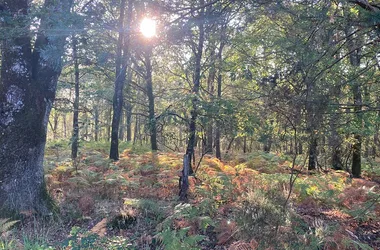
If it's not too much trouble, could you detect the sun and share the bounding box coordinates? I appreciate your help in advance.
[140,18,156,38]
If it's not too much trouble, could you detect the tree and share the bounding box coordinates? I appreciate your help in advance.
[110,0,133,160]
[179,0,206,201]
[143,45,158,151]
[71,35,80,160]
[0,0,73,215]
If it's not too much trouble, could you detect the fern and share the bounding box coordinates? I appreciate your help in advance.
[0,218,19,235]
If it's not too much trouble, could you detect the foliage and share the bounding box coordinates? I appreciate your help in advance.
[236,188,288,241]
[155,227,204,250]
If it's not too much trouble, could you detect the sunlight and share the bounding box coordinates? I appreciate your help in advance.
[140,18,156,38]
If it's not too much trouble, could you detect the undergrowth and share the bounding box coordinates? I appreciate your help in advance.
[3,146,379,250]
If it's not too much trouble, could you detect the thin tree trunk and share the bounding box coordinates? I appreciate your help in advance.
[225,137,235,156]
[63,113,67,139]
[125,67,133,142]
[215,31,226,160]
[94,104,99,141]
[306,78,318,170]
[110,0,132,160]
[298,142,303,155]
[71,35,80,160]
[126,104,133,142]
[119,110,124,141]
[308,138,318,170]
[83,112,88,141]
[133,115,139,145]
[144,46,158,151]
[107,106,112,142]
[179,126,183,149]
[180,0,205,201]
[206,49,216,154]
[346,25,362,178]
[50,111,59,140]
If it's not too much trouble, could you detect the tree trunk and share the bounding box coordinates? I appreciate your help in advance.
[225,137,235,156]
[308,138,318,170]
[71,35,80,160]
[206,49,216,154]
[305,78,319,170]
[180,0,205,201]
[352,82,362,177]
[119,110,124,141]
[94,104,99,141]
[125,67,133,142]
[83,111,89,141]
[0,0,72,215]
[346,25,362,178]
[144,46,158,151]
[63,113,67,139]
[107,106,112,141]
[215,30,226,160]
[110,0,132,160]
[133,115,139,145]
[49,110,59,140]
[126,103,133,142]
[298,142,303,155]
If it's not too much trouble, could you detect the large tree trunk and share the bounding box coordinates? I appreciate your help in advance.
[110,0,132,160]
[71,35,80,160]
[0,0,72,215]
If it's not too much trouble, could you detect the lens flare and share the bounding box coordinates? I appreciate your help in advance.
[140,18,156,38]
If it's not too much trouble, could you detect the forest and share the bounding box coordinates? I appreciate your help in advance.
[0,0,379,249]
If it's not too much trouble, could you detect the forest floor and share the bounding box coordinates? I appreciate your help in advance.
[1,141,379,250]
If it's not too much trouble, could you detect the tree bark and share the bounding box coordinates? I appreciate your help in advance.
[94,104,99,141]
[308,138,318,170]
[206,49,216,154]
[126,103,133,142]
[180,0,205,201]
[71,35,80,160]
[345,24,362,178]
[144,46,158,151]
[119,110,124,141]
[133,115,139,145]
[352,82,362,177]
[215,32,226,160]
[110,0,132,160]
[125,67,133,142]
[0,0,72,215]
[63,113,67,138]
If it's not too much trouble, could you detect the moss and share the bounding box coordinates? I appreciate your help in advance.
[0,180,58,220]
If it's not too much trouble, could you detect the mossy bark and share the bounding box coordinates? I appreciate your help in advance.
[0,0,72,215]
